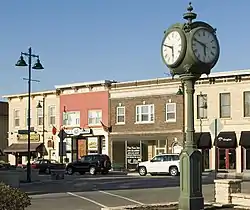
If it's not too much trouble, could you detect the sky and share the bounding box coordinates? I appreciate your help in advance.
[0,1,249,99]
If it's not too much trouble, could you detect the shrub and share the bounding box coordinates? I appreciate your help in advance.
[0,182,31,210]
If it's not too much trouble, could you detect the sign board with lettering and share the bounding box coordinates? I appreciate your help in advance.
[64,128,92,136]
[126,143,141,170]
[17,133,40,141]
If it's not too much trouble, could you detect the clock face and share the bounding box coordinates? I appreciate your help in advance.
[162,30,183,66]
[192,28,219,64]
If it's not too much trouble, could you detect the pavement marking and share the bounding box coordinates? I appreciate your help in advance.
[67,192,108,208]
[98,190,144,205]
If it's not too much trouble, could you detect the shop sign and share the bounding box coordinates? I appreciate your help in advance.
[126,145,141,167]
[65,127,91,136]
[17,132,40,141]
[88,137,98,151]
[218,137,232,142]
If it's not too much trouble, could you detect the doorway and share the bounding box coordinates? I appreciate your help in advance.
[219,149,236,170]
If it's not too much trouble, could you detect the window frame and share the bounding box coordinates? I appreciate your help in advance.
[197,94,208,119]
[13,109,20,127]
[63,111,80,127]
[25,108,32,126]
[219,93,231,118]
[48,105,56,126]
[165,103,177,122]
[37,107,43,126]
[116,106,125,124]
[243,91,250,117]
[88,110,102,126]
[135,104,154,123]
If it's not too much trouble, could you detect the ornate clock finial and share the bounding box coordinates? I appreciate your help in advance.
[183,2,197,24]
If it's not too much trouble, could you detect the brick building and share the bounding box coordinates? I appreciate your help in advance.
[56,80,115,163]
[0,102,8,161]
[3,90,60,165]
[109,78,184,170]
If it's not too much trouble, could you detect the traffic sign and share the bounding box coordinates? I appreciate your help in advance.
[209,118,223,137]
[57,129,68,140]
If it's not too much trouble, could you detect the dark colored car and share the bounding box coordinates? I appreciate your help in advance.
[66,154,112,175]
[31,159,66,174]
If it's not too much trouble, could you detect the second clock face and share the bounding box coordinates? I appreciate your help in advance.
[162,30,183,66]
[191,28,219,64]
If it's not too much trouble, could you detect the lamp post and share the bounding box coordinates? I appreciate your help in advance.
[198,92,208,172]
[15,47,44,182]
[36,96,45,158]
[161,3,220,209]
[176,82,185,147]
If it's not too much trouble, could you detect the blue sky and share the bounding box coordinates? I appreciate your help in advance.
[0,1,249,99]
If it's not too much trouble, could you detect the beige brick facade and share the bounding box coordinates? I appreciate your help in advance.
[3,90,60,165]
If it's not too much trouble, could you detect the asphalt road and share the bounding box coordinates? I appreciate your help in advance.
[22,174,250,210]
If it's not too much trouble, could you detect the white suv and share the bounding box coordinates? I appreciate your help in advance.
[137,153,180,176]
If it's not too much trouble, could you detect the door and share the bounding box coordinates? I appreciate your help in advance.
[79,155,93,171]
[148,155,164,173]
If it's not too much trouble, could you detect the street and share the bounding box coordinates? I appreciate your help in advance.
[21,173,250,210]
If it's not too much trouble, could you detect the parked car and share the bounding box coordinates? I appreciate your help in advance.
[137,153,180,176]
[31,159,66,174]
[66,154,112,175]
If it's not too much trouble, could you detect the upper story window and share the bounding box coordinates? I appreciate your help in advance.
[37,107,43,126]
[136,104,154,123]
[25,108,32,126]
[219,93,231,118]
[197,94,208,119]
[88,110,102,125]
[166,103,176,122]
[48,106,56,126]
[244,91,250,117]
[63,111,80,126]
[13,109,20,127]
[116,106,125,124]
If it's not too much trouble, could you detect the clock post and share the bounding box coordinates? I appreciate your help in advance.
[161,2,220,210]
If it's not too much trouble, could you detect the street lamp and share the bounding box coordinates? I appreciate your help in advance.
[36,97,45,158]
[15,47,44,182]
[176,82,185,146]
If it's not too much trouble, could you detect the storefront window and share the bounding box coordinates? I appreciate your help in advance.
[219,149,236,170]
[246,149,250,169]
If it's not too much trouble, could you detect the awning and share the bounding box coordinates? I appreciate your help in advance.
[194,132,212,149]
[3,143,44,154]
[239,131,250,148]
[110,134,172,142]
[214,132,237,149]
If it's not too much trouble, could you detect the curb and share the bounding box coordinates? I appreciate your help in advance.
[100,202,236,210]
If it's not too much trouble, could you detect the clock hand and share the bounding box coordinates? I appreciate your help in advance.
[163,44,173,49]
[194,38,206,47]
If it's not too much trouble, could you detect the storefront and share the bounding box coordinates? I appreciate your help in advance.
[111,133,183,171]
[239,131,250,170]
[194,132,212,170]
[59,127,107,163]
[214,131,237,170]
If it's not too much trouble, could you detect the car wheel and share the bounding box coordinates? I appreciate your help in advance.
[169,166,178,176]
[89,167,97,175]
[138,166,147,176]
[45,168,51,174]
[67,167,74,175]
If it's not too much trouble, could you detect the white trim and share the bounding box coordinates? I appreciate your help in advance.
[166,103,176,122]
[55,80,116,90]
[88,110,102,126]
[135,104,154,123]
[116,106,125,124]
[48,105,56,126]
